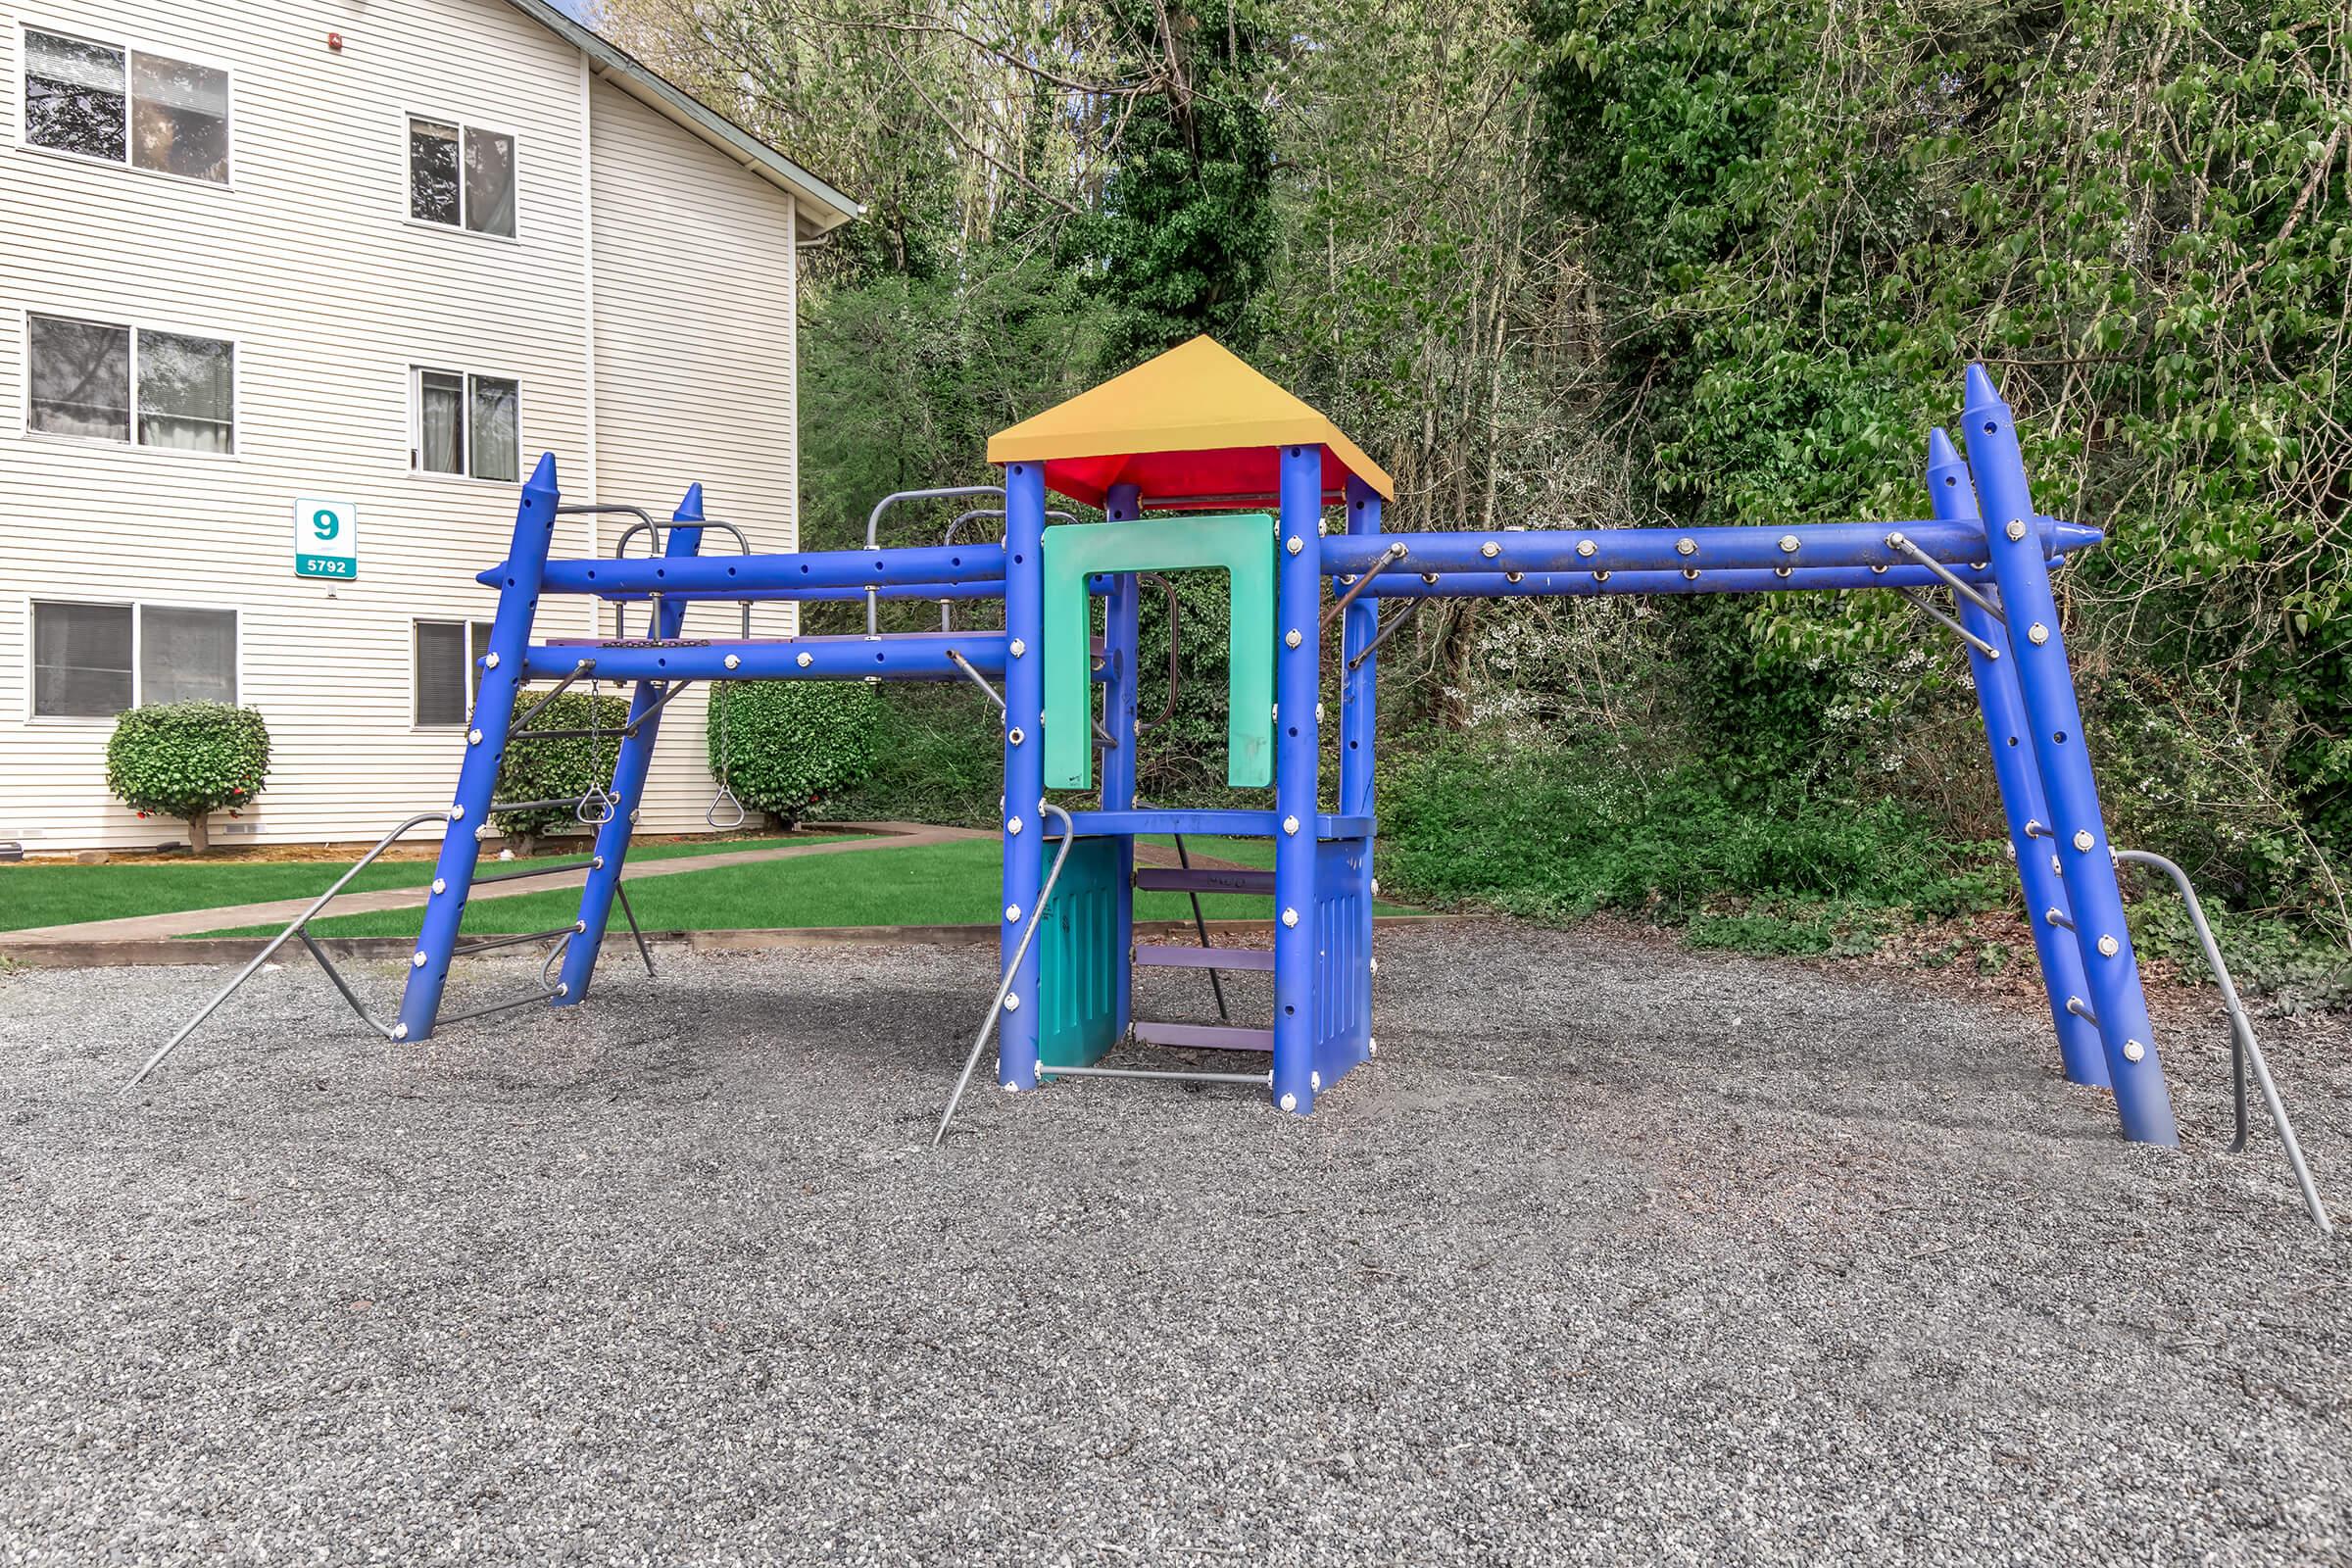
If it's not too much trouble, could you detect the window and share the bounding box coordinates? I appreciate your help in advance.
[26,313,234,452]
[23,29,228,183]
[31,601,235,716]
[408,116,514,236]
[414,619,493,726]
[412,367,517,481]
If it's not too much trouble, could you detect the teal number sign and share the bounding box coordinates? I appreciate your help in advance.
[293,495,359,579]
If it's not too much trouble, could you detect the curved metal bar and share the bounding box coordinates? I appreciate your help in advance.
[865,486,1007,633]
[123,812,446,1092]
[1134,573,1181,734]
[2114,848,2332,1233]
[933,802,1077,1148]
[936,509,1074,630]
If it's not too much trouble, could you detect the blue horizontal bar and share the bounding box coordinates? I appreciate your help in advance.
[1322,517,2099,576]
[1355,562,2040,600]
[1067,808,1375,839]
[521,632,1009,682]
[488,542,1008,595]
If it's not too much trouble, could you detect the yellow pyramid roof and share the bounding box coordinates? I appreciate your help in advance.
[986,337,1395,510]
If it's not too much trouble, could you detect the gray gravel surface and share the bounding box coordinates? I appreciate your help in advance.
[3,922,2347,1566]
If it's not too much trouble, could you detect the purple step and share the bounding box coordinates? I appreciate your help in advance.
[1133,1020,1275,1054]
[1135,943,1275,971]
[1134,866,1276,896]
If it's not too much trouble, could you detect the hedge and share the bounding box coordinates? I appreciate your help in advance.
[707,681,883,827]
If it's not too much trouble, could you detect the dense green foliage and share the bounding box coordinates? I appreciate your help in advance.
[604,0,2352,978]
[105,703,270,854]
[491,692,630,841]
[709,681,885,826]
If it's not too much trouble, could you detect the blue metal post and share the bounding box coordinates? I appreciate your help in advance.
[1102,481,1142,1044]
[1964,365,2178,1145]
[555,483,706,1006]
[999,462,1048,1091]
[1274,447,1324,1113]
[1926,431,2108,1087]
[396,454,562,1041]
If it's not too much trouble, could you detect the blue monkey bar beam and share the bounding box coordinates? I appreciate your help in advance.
[1352,564,2027,601]
[497,542,1010,597]
[1321,516,2099,577]
[521,633,1015,684]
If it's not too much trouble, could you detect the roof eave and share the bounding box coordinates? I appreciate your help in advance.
[502,0,861,235]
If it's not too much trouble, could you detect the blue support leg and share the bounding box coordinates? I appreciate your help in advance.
[1274,446,1325,1113]
[556,483,707,1006]
[1925,432,2108,1087]
[1964,365,2178,1145]
[396,454,563,1042]
[999,462,1048,1092]
[1102,481,1143,1044]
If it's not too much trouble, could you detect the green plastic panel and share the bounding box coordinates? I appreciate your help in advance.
[1037,836,1123,1068]
[1039,514,1276,791]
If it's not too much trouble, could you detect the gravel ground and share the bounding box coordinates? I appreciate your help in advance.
[2,921,2347,1566]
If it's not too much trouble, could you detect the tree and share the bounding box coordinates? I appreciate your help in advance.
[105,703,270,856]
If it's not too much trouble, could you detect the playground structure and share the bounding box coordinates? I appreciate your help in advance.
[135,341,2328,1229]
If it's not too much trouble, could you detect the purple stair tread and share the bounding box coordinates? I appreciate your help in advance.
[1135,944,1276,971]
[1133,1020,1276,1053]
[1134,866,1276,895]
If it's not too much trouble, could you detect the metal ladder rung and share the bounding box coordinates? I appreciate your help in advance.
[1132,1020,1275,1053]
[452,926,578,957]
[1136,944,1274,972]
[474,858,599,886]
[432,986,564,1027]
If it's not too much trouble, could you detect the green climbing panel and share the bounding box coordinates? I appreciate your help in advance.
[1039,514,1276,792]
[1037,835,1122,1069]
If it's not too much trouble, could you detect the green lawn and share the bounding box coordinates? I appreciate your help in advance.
[202,835,1411,938]
[0,835,861,933]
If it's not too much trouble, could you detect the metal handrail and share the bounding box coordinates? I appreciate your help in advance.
[933,802,1078,1147]
[2113,848,2331,1233]
[124,811,446,1091]
[865,485,1006,632]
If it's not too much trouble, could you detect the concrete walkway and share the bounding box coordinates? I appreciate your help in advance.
[1,822,992,944]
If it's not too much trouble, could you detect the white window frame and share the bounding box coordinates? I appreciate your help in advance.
[20,309,239,457]
[13,20,235,187]
[401,109,519,240]
[407,364,521,482]
[23,595,242,723]
[410,616,495,729]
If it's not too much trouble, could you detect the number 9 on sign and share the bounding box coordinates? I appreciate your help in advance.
[292,495,359,580]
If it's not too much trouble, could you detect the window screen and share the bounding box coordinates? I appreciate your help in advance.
[24,31,126,163]
[140,607,236,705]
[27,315,131,441]
[416,620,493,725]
[33,601,133,716]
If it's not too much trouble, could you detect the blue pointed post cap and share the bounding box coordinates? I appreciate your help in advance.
[1927,425,1961,470]
[2047,518,2105,555]
[673,482,706,522]
[1963,363,2004,414]
[523,451,560,494]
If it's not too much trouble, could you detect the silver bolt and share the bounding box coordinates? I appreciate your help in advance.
[1283,815,1299,835]
[1367,1037,1378,1055]
[2051,855,2062,875]
[1286,536,1303,556]
[1004,1082,1019,1095]
[2027,622,2049,645]
[1004,905,1021,922]
[630,808,640,823]
[573,920,587,933]
[1480,541,1500,559]
[2123,1039,2146,1063]
[2003,842,2017,862]
[1370,878,1380,896]
[411,951,429,968]
[2006,519,2028,541]
[1420,572,1438,585]
[554,983,568,998]
[1318,519,1330,536]
[1310,1071,1322,1091]
[1576,540,1596,559]
[1506,571,1524,584]
[1368,957,1378,974]
[1676,537,1696,557]
[431,877,447,895]
[2073,829,2094,852]
[2098,934,2121,957]
[1315,702,1325,722]
[449,804,466,821]
[796,652,812,668]
[391,1023,409,1042]
[1778,534,1799,554]
[1009,638,1026,658]
[1004,994,1019,1011]
[593,857,605,869]
[467,728,482,746]
[724,654,740,670]
[2045,906,2066,926]
[1282,907,1299,928]
[1007,816,1023,835]
[483,651,500,669]
[1007,727,1024,746]
[1279,1093,1298,1112]
[1286,629,1302,649]
[1592,569,1610,583]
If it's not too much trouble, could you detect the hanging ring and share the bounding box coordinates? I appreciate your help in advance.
[707,786,746,830]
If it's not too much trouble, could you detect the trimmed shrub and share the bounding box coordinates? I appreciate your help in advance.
[105,702,270,855]
[708,681,883,828]
[491,690,631,842]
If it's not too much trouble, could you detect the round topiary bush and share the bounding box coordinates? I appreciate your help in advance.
[105,702,270,855]
[708,681,883,828]
[492,689,632,845]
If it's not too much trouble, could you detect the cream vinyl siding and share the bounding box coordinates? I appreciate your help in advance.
[587,77,799,828]
[0,0,808,851]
